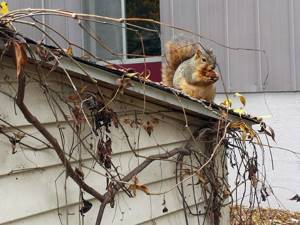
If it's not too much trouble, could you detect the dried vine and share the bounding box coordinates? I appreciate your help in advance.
[0,8,282,225]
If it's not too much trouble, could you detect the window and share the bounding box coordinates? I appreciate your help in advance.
[83,0,161,62]
[125,0,161,58]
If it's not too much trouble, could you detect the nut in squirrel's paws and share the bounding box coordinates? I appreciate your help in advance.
[198,70,219,86]
[206,70,219,82]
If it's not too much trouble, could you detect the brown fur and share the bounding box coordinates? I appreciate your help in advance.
[179,79,216,102]
[162,41,199,87]
[162,41,219,102]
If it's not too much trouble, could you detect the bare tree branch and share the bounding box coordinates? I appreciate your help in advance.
[15,73,105,202]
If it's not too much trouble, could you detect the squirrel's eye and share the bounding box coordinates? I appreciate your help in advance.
[202,57,207,62]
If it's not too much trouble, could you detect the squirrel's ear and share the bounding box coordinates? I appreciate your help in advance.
[194,49,202,59]
[207,48,213,54]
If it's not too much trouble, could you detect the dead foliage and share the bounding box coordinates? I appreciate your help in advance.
[231,206,300,225]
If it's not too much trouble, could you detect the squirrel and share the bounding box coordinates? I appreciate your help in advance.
[162,41,219,102]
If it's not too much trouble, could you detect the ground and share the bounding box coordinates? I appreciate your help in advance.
[230,206,300,225]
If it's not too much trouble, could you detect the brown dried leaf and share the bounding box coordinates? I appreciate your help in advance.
[195,171,206,184]
[181,168,191,176]
[290,194,300,201]
[72,106,86,123]
[129,176,138,196]
[97,138,112,169]
[248,163,258,188]
[151,118,159,125]
[135,184,150,195]
[105,64,118,70]
[267,126,276,142]
[143,121,154,136]
[123,118,133,125]
[223,188,231,199]
[128,176,150,196]
[259,122,275,142]
[250,175,258,188]
[13,42,28,78]
[139,69,151,80]
[115,78,132,93]
[124,118,141,128]
[66,93,80,104]
[35,42,56,62]
[13,131,25,141]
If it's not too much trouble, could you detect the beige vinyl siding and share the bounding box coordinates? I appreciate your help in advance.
[160,0,300,92]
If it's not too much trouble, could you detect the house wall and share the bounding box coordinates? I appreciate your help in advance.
[8,0,83,51]
[0,60,229,225]
[4,0,299,214]
[5,0,300,92]
[160,0,300,93]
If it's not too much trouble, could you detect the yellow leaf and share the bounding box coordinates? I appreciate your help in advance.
[233,108,246,116]
[239,124,247,143]
[256,114,272,119]
[66,46,73,56]
[221,98,232,108]
[230,121,258,143]
[229,121,243,129]
[234,92,246,106]
[0,1,9,15]
[126,72,139,78]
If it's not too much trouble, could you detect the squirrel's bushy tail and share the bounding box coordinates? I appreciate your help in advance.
[162,41,199,87]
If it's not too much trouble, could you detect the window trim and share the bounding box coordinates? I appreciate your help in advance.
[119,0,161,64]
[121,0,127,60]
[98,56,162,66]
